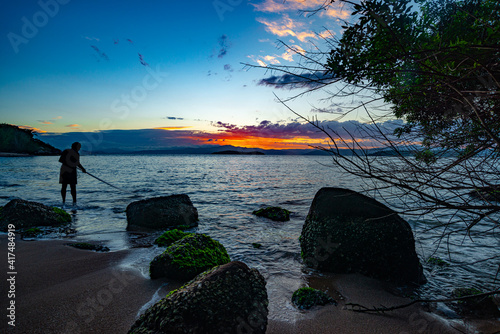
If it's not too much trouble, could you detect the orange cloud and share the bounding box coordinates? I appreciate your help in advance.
[256,15,317,42]
[66,124,80,128]
[253,0,350,19]
[38,120,53,124]
[18,125,47,133]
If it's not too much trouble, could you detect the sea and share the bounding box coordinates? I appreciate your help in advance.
[0,154,498,321]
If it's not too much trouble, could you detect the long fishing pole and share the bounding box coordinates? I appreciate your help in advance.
[85,171,136,195]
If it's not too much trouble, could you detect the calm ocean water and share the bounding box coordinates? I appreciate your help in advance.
[0,154,498,320]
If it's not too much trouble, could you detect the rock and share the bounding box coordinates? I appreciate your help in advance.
[450,288,500,318]
[154,229,193,247]
[150,233,230,280]
[0,199,71,231]
[252,206,290,221]
[126,195,198,231]
[130,261,268,334]
[292,287,336,310]
[300,188,425,284]
[66,243,110,252]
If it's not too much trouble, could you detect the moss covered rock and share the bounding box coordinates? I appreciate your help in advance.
[126,195,198,231]
[150,234,230,280]
[154,229,193,247]
[450,288,500,318]
[292,287,336,310]
[0,199,71,231]
[130,261,268,334]
[300,188,425,284]
[252,206,290,221]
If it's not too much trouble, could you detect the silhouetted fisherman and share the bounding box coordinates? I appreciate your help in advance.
[59,142,86,207]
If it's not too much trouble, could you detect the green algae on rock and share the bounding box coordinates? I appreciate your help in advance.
[252,206,290,221]
[154,229,193,247]
[0,199,72,231]
[427,257,449,266]
[300,188,425,284]
[130,261,268,334]
[21,227,43,238]
[292,287,336,310]
[150,233,230,280]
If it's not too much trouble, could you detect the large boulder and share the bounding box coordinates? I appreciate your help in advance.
[126,195,198,231]
[150,233,230,280]
[130,261,268,334]
[0,199,71,231]
[300,188,425,284]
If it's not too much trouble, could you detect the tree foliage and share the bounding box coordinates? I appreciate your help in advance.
[326,0,500,159]
[253,0,500,243]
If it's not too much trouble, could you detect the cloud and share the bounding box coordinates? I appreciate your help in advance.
[38,120,53,124]
[257,71,336,89]
[256,15,316,42]
[252,0,350,19]
[19,125,47,133]
[223,64,234,72]
[164,116,185,120]
[91,45,109,61]
[217,34,231,58]
[66,124,80,128]
[38,119,404,152]
[53,116,62,120]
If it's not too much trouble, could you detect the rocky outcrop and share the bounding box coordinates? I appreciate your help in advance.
[253,206,290,221]
[150,234,230,280]
[130,261,268,334]
[0,199,71,231]
[300,187,425,284]
[126,195,198,231]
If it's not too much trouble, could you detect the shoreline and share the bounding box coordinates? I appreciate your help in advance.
[0,235,498,333]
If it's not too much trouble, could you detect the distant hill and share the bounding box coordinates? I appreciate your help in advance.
[211,150,265,155]
[0,124,61,155]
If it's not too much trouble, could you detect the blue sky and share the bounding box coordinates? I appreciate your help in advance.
[0,0,364,151]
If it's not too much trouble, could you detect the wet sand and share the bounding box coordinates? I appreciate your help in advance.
[0,235,497,333]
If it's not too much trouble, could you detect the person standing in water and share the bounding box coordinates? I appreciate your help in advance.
[59,142,86,207]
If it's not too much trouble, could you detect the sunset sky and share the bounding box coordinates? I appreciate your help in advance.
[0,0,386,151]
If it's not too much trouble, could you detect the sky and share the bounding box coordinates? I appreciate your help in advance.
[0,0,386,152]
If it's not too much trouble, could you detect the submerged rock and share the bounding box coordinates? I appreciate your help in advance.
[450,288,500,318]
[292,287,336,310]
[252,206,290,221]
[66,242,110,252]
[130,261,268,334]
[126,195,198,231]
[300,187,425,284]
[150,233,230,280]
[0,199,71,231]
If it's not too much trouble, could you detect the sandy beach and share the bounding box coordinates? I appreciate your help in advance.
[1,235,498,334]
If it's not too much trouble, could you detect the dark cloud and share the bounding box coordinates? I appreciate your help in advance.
[212,119,404,141]
[258,72,336,89]
[91,45,109,61]
[217,34,231,58]
[223,64,233,72]
[164,116,184,120]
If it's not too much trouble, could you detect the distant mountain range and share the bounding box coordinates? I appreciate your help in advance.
[2,124,421,157]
